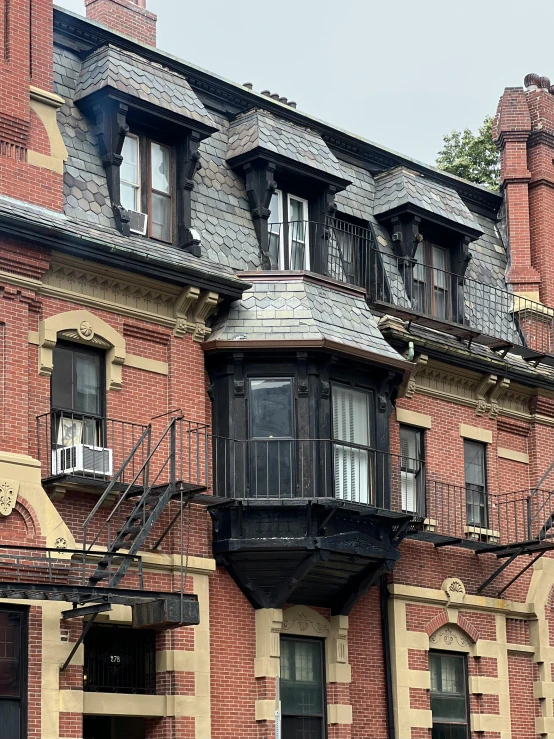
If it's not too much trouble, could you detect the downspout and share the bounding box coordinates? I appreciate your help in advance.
[381,574,396,739]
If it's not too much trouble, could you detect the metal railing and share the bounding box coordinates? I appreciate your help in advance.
[267,219,374,289]
[212,437,424,513]
[420,481,554,547]
[83,623,156,694]
[370,250,554,353]
[36,410,150,484]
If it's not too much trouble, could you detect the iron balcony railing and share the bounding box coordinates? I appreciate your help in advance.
[370,250,554,356]
[36,409,150,484]
[417,480,554,547]
[267,219,375,289]
[212,437,424,514]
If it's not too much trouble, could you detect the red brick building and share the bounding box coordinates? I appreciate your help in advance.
[1,2,554,738]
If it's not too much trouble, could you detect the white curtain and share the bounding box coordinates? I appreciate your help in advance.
[332,386,371,504]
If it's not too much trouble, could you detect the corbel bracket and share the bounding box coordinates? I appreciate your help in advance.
[177,132,203,255]
[93,101,130,235]
[244,160,277,269]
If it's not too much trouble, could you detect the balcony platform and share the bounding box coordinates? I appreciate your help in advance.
[42,473,206,500]
[210,497,421,615]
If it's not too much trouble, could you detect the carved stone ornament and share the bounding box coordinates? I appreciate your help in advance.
[78,320,94,340]
[442,577,466,604]
[0,480,19,517]
[430,625,469,649]
[282,611,330,637]
[54,537,68,550]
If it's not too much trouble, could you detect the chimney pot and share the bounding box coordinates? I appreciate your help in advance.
[243,82,254,90]
[279,97,288,104]
[270,93,280,100]
[524,73,541,90]
[540,76,551,89]
[261,90,271,97]
[288,101,297,109]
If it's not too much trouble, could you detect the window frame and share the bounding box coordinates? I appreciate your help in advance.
[0,607,28,739]
[463,440,488,528]
[268,189,310,270]
[331,382,375,505]
[399,425,426,515]
[147,139,173,244]
[247,377,296,498]
[280,635,326,739]
[51,341,106,420]
[429,651,470,739]
[120,133,141,213]
[413,241,452,321]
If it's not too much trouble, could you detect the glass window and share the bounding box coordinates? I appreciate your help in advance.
[332,384,372,504]
[268,190,282,267]
[400,425,425,514]
[51,345,104,447]
[249,379,294,498]
[0,610,26,739]
[281,637,325,739]
[464,441,487,527]
[432,245,449,320]
[288,195,309,270]
[412,242,451,320]
[120,135,140,212]
[430,652,469,739]
[150,142,171,242]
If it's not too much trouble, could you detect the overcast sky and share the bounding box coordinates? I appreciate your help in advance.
[54,0,554,167]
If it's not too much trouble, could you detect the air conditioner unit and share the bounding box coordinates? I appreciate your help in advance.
[128,210,148,236]
[52,444,113,477]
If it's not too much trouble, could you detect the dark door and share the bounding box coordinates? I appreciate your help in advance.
[0,609,27,739]
[281,636,325,739]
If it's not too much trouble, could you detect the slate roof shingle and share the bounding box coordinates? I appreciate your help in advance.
[226,109,350,182]
[208,274,406,364]
[75,45,216,131]
[374,167,483,235]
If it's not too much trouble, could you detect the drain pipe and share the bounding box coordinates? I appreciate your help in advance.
[380,574,396,739]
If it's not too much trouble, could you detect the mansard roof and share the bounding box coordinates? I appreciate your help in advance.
[373,167,483,236]
[75,44,217,132]
[226,109,350,184]
[207,273,408,368]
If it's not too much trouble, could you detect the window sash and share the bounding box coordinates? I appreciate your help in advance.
[120,134,140,212]
[400,425,425,514]
[280,637,325,720]
[148,141,172,243]
[412,242,451,320]
[287,194,310,270]
[430,652,469,736]
[332,384,373,504]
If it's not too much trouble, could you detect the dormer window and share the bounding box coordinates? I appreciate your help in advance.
[120,135,173,243]
[268,190,310,270]
[413,241,451,320]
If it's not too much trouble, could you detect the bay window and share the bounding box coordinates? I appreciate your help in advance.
[248,378,294,498]
[332,384,373,504]
[430,652,470,739]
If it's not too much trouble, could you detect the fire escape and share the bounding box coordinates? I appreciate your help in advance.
[3,412,209,668]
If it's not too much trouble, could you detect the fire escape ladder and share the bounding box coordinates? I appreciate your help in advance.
[475,488,554,595]
[84,416,202,589]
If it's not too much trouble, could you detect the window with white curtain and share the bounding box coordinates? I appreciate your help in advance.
[332,384,372,504]
[400,425,425,514]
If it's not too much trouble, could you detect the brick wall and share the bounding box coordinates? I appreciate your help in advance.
[84,0,157,46]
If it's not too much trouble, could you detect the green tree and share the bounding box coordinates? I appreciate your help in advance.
[436,115,500,191]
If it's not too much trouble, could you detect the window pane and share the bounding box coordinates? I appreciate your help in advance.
[51,346,74,410]
[121,136,139,186]
[332,386,370,445]
[430,695,467,721]
[120,182,138,212]
[250,380,293,439]
[281,639,324,717]
[400,426,424,513]
[75,353,101,415]
[464,442,485,487]
[432,724,468,739]
[289,197,306,223]
[0,614,20,698]
[269,191,281,226]
[151,192,171,242]
[151,142,170,194]
[0,700,20,739]
[430,653,468,733]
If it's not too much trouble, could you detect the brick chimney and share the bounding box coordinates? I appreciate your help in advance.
[494,74,554,307]
[85,0,157,47]
[0,0,65,210]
